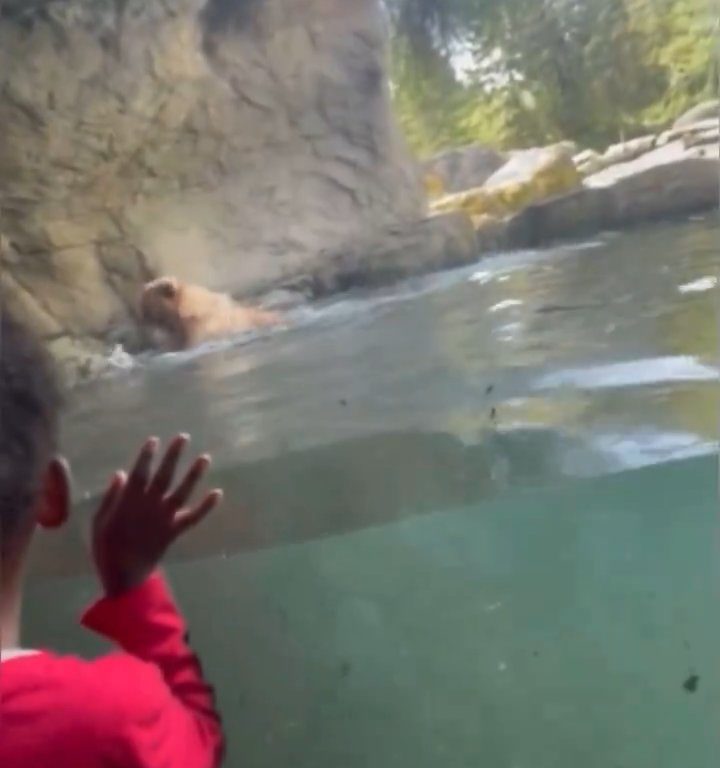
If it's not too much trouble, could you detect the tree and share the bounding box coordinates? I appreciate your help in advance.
[627,0,717,125]
[387,0,716,157]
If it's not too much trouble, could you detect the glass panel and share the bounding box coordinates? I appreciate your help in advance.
[3,1,718,767]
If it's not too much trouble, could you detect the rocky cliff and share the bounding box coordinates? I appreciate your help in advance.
[0,0,429,369]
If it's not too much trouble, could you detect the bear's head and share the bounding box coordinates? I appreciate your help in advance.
[139,276,188,349]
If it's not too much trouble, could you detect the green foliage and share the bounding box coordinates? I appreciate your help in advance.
[628,0,717,125]
[388,0,716,157]
[391,39,490,156]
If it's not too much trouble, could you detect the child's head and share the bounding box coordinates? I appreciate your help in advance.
[0,309,69,582]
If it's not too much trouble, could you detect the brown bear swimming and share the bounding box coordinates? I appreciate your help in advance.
[139,276,282,351]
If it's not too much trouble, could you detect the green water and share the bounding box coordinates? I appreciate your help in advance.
[24,217,720,766]
[26,459,720,767]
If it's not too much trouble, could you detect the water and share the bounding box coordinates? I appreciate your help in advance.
[24,216,720,767]
[61,217,719,490]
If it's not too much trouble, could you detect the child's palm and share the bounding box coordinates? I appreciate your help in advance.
[93,435,222,596]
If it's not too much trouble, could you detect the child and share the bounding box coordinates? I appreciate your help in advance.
[0,309,225,767]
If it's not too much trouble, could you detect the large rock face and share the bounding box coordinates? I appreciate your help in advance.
[0,0,425,355]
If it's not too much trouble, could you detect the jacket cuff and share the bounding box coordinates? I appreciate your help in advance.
[81,571,182,650]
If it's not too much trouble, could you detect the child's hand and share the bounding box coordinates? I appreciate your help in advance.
[92,434,223,597]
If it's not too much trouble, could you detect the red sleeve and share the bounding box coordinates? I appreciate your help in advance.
[80,572,224,768]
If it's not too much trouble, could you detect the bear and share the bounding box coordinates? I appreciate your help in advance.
[139,276,282,351]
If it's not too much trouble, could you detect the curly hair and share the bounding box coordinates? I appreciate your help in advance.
[0,307,62,555]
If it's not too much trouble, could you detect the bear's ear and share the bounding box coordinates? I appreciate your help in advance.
[157,278,178,299]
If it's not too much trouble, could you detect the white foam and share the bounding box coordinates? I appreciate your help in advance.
[469,270,493,285]
[556,240,606,252]
[489,299,524,313]
[106,344,135,370]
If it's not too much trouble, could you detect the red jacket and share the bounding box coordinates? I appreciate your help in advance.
[0,573,224,767]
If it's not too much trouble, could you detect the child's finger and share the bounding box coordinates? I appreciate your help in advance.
[166,454,211,509]
[125,437,159,496]
[148,434,189,499]
[173,490,223,537]
[95,471,126,522]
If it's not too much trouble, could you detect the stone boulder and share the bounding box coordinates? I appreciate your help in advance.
[585,140,719,224]
[601,134,657,166]
[683,124,719,149]
[503,186,616,248]
[0,0,426,369]
[423,171,447,200]
[430,144,581,226]
[422,145,507,195]
[504,139,718,249]
[673,99,718,128]
[575,135,657,177]
[507,140,579,162]
[657,117,718,147]
[483,143,579,190]
[574,149,606,177]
